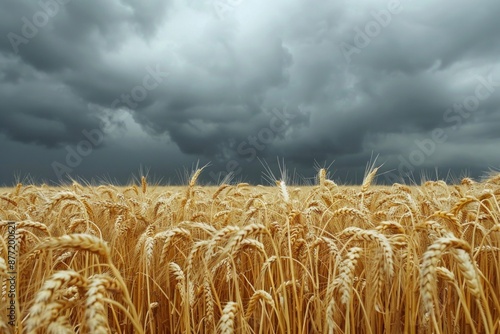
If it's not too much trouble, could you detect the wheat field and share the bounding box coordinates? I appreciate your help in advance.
[1,169,500,333]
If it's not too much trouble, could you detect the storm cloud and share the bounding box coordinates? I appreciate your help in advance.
[1,0,500,185]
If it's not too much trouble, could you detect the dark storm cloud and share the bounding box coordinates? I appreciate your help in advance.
[0,0,500,185]
[0,54,103,147]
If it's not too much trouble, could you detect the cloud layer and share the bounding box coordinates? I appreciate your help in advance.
[1,0,500,185]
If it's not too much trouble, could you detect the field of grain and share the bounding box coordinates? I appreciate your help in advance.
[1,169,500,333]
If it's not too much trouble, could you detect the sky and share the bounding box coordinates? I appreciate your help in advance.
[1,0,500,186]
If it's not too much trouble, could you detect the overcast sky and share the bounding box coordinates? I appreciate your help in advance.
[1,0,500,185]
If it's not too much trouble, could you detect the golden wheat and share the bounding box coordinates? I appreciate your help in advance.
[1,171,499,333]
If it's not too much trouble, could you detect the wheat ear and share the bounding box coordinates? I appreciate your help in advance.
[169,262,187,304]
[36,234,110,259]
[46,315,73,334]
[205,226,240,259]
[0,220,49,235]
[361,167,378,193]
[225,223,267,255]
[141,176,147,194]
[157,228,192,264]
[0,196,17,207]
[451,248,481,297]
[334,246,363,305]
[37,300,73,333]
[245,290,274,319]
[280,180,290,204]
[218,301,239,334]
[25,270,87,332]
[420,237,471,315]
[341,227,394,278]
[85,275,120,334]
[204,277,215,326]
